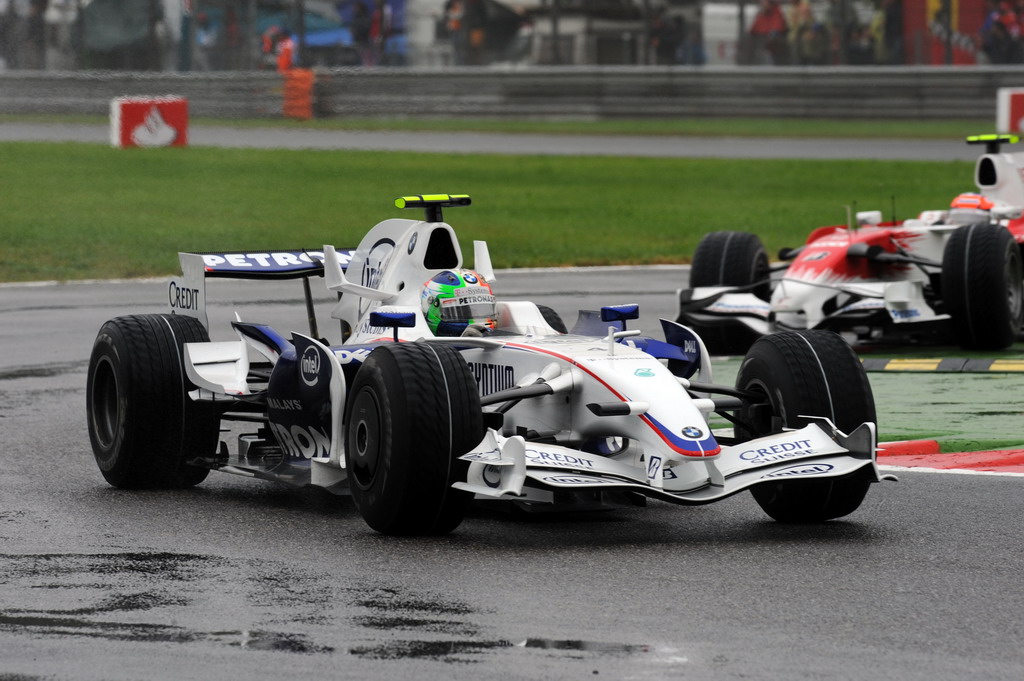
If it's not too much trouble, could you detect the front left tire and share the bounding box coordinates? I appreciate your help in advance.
[684,230,771,355]
[344,342,484,535]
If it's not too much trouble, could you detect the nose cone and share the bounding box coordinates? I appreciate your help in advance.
[592,354,720,458]
[640,412,720,458]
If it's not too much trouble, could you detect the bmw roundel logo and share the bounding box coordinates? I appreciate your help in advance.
[407,232,418,254]
[463,272,478,284]
[682,426,704,439]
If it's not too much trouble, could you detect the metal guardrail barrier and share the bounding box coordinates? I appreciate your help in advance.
[2,66,1023,120]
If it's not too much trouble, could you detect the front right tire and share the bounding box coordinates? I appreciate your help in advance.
[736,330,876,523]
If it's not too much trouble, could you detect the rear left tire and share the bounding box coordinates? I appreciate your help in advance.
[86,314,219,489]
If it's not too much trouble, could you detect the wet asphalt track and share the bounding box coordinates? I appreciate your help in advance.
[1,127,1021,678]
[1,271,1023,681]
[0,121,982,161]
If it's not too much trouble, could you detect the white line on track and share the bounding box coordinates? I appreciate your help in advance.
[879,464,1024,477]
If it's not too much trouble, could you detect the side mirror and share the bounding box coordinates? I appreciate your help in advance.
[369,310,417,341]
[600,304,640,322]
[600,304,640,332]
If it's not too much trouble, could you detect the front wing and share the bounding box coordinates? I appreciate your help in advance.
[454,422,886,506]
[678,283,948,335]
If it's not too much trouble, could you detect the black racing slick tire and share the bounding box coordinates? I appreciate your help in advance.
[344,342,484,536]
[537,304,568,334]
[86,314,219,489]
[941,223,1023,350]
[736,330,876,523]
[685,231,771,355]
[690,231,772,301]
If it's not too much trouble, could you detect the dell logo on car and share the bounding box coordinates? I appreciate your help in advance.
[300,346,321,386]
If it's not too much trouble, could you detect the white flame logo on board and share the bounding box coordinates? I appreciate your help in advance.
[131,107,178,147]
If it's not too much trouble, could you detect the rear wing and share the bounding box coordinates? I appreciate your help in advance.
[169,248,355,334]
[189,249,354,278]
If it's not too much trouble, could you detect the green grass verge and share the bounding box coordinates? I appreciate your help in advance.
[0,112,993,139]
[857,346,1024,359]
[0,141,973,282]
[192,116,993,140]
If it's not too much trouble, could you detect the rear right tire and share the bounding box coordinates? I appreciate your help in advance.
[537,304,567,334]
[941,223,1023,350]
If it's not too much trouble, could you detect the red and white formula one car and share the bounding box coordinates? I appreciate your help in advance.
[677,135,1024,354]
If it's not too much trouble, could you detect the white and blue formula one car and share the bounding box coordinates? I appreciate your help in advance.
[677,135,1024,355]
[86,195,893,536]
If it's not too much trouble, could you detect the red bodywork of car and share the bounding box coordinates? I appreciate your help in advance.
[784,223,920,283]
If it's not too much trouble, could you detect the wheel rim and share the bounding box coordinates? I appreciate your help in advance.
[740,379,778,436]
[349,387,383,489]
[91,356,120,450]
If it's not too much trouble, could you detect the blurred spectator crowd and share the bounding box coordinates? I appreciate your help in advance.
[744,0,904,66]
[0,0,48,69]
[0,0,1018,71]
[981,0,1024,63]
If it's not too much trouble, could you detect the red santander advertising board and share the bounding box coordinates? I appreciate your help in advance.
[110,96,189,148]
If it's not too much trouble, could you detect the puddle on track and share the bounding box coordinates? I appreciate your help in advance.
[348,637,650,662]
[0,361,88,381]
[0,550,655,664]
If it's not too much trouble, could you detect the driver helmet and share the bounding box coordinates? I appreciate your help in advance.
[948,192,994,224]
[421,269,497,336]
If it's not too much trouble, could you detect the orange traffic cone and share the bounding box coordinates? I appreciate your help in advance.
[283,68,315,120]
